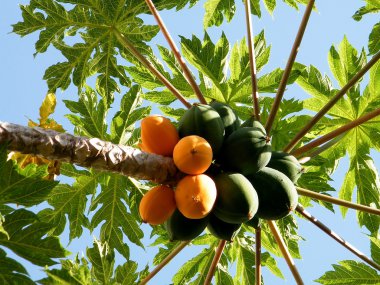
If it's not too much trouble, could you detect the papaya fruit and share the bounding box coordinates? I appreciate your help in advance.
[207,213,241,241]
[178,104,225,156]
[241,117,266,134]
[140,115,179,156]
[175,174,217,219]
[247,167,298,220]
[267,151,304,183]
[138,185,176,225]
[210,101,240,138]
[173,135,212,175]
[212,172,259,224]
[165,209,209,241]
[220,127,271,175]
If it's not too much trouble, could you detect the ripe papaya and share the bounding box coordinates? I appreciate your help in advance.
[138,185,176,225]
[210,101,240,138]
[175,174,217,219]
[267,151,304,183]
[207,213,241,241]
[173,135,212,175]
[140,115,179,156]
[247,167,298,220]
[178,104,225,156]
[212,172,259,224]
[220,127,271,175]
[165,209,209,241]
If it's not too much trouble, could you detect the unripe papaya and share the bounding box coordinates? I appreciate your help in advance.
[213,172,259,224]
[247,167,298,220]
[221,127,271,175]
[207,213,241,241]
[178,104,225,156]
[210,101,240,138]
[165,209,209,241]
[267,151,304,183]
[241,117,266,134]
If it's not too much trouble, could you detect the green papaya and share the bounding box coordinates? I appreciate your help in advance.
[220,127,271,175]
[210,101,240,138]
[247,167,298,220]
[207,213,241,241]
[267,151,304,183]
[241,117,266,134]
[244,216,261,229]
[213,172,259,224]
[165,209,209,241]
[178,103,225,156]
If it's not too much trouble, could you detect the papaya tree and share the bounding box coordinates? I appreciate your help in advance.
[1,0,380,284]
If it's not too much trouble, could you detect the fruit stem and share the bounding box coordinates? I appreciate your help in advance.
[255,226,262,285]
[139,240,191,285]
[244,0,260,122]
[284,50,380,153]
[113,29,192,109]
[144,0,207,105]
[203,240,227,285]
[267,220,304,285]
[265,0,315,135]
[296,205,380,271]
[296,187,380,216]
[291,108,380,157]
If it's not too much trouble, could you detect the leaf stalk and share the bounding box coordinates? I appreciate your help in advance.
[267,220,304,285]
[139,241,191,285]
[113,29,192,109]
[144,0,207,104]
[244,0,260,121]
[203,240,227,285]
[296,205,380,271]
[265,0,315,134]
[284,50,380,152]
[255,226,262,285]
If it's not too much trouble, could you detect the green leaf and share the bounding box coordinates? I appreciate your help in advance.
[38,173,97,240]
[115,260,145,285]
[0,248,34,285]
[370,236,380,265]
[369,22,380,55]
[110,86,151,145]
[315,260,380,284]
[232,237,257,285]
[39,256,92,285]
[263,0,276,15]
[352,0,380,21]
[90,173,144,259]
[203,0,236,28]
[0,209,68,266]
[0,144,57,207]
[87,239,115,284]
[328,36,366,87]
[172,239,219,284]
[180,33,229,92]
[64,88,109,139]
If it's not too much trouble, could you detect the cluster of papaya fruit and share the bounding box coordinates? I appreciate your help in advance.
[138,102,303,242]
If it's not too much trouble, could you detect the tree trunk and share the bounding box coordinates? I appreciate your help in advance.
[0,122,180,184]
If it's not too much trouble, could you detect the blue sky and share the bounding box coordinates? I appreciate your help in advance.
[1,0,379,284]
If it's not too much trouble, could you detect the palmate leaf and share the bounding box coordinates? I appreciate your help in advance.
[0,144,58,207]
[64,88,109,139]
[369,22,380,55]
[87,239,115,283]
[90,173,144,259]
[110,85,151,145]
[0,209,68,267]
[37,170,97,240]
[0,248,34,285]
[12,0,164,103]
[315,260,380,285]
[352,0,380,21]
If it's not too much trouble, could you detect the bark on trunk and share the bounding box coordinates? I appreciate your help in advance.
[0,122,181,184]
